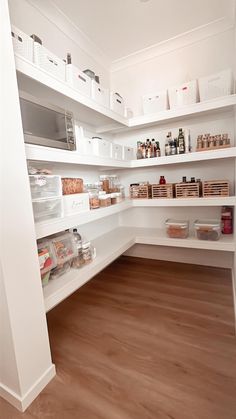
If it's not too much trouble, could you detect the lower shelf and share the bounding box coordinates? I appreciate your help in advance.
[43,227,235,312]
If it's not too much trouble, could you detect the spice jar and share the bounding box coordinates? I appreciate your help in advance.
[99,194,111,207]
[111,192,122,205]
[159,176,166,185]
[82,241,93,264]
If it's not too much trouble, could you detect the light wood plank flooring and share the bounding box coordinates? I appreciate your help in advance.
[1,256,236,419]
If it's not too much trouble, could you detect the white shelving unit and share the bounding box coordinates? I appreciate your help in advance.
[132,197,236,207]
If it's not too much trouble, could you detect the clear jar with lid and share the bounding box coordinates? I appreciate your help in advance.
[88,190,100,209]
[99,194,111,207]
[99,175,110,193]
[111,192,122,204]
[82,241,93,264]
[109,175,120,192]
[72,242,84,268]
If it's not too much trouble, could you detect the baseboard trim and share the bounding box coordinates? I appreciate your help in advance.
[0,364,56,412]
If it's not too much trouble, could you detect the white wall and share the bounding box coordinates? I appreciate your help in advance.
[8,0,110,87]
[111,29,235,116]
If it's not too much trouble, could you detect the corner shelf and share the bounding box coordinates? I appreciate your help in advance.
[43,226,235,312]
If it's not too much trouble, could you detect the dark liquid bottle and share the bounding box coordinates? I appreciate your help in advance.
[177,128,185,154]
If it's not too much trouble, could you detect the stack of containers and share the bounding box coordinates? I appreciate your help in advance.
[29,175,63,222]
[62,177,90,216]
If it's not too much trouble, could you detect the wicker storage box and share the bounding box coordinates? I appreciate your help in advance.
[62,178,83,195]
[152,184,174,198]
[203,180,229,197]
[130,184,152,199]
[175,182,200,198]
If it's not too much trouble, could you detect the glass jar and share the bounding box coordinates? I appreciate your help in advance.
[99,175,110,193]
[82,241,92,264]
[88,190,100,209]
[111,192,122,204]
[99,194,111,207]
[72,242,85,268]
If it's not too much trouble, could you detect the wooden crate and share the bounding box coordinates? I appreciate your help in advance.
[129,184,152,199]
[175,182,200,198]
[203,180,229,197]
[152,183,174,199]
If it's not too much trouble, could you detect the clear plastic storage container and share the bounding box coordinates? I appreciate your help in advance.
[37,240,57,286]
[29,175,62,200]
[51,232,77,265]
[32,198,62,222]
[165,219,189,239]
[99,194,111,207]
[194,220,221,241]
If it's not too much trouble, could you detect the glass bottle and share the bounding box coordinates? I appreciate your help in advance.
[159,176,166,185]
[177,128,185,154]
[165,132,171,156]
[156,141,161,157]
[136,141,143,159]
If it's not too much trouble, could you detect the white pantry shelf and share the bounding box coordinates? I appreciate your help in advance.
[127,94,236,131]
[43,226,235,312]
[25,144,236,170]
[15,55,128,130]
[43,227,136,311]
[132,197,236,207]
[25,144,130,169]
[35,200,132,239]
[131,147,236,168]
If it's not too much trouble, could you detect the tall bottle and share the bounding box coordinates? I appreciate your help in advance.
[151,139,156,158]
[165,132,171,156]
[184,129,191,153]
[136,141,143,159]
[177,128,185,154]
[156,141,161,157]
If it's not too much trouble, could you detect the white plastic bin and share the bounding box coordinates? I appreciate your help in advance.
[93,138,112,158]
[76,137,94,155]
[142,90,168,114]
[168,80,197,109]
[91,80,109,108]
[111,143,123,160]
[110,92,125,116]
[32,198,62,222]
[34,43,66,82]
[66,64,91,97]
[29,175,62,200]
[198,69,234,102]
[11,25,34,62]
[63,193,90,216]
[123,146,134,160]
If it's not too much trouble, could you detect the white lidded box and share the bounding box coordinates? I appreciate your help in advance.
[142,90,168,114]
[198,69,234,102]
[111,143,123,160]
[93,138,112,158]
[165,219,189,239]
[34,43,66,82]
[76,137,94,155]
[91,80,109,108]
[194,219,221,241]
[29,175,62,200]
[168,80,197,109]
[110,92,125,116]
[63,193,90,216]
[66,64,91,97]
[32,198,63,222]
[11,25,34,62]
[123,146,134,160]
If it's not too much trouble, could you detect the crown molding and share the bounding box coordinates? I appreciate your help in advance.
[111,17,235,73]
[26,0,111,71]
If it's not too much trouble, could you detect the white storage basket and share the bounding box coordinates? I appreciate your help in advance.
[91,80,109,108]
[11,25,34,62]
[63,193,90,216]
[142,90,168,114]
[76,137,93,155]
[198,69,234,102]
[66,64,91,97]
[93,138,112,158]
[34,43,66,82]
[29,175,62,200]
[110,92,125,116]
[111,143,123,160]
[168,80,197,109]
[123,146,134,160]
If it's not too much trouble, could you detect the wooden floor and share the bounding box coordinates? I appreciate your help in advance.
[1,256,236,419]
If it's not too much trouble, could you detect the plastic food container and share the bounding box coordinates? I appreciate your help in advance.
[194,220,221,241]
[165,219,189,239]
[88,190,100,209]
[62,178,83,195]
[51,232,77,264]
[99,194,111,207]
[37,240,57,286]
[111,192,122,204]
[29,175,62,200]
[32,198,62,222]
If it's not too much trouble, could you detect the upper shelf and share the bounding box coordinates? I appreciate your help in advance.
[15,55,129,130]
[15,55,236,134]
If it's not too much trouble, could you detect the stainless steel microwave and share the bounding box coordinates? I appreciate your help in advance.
[19,97,76,151]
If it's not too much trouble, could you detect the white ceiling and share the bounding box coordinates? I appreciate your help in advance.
[52,0,234,61]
